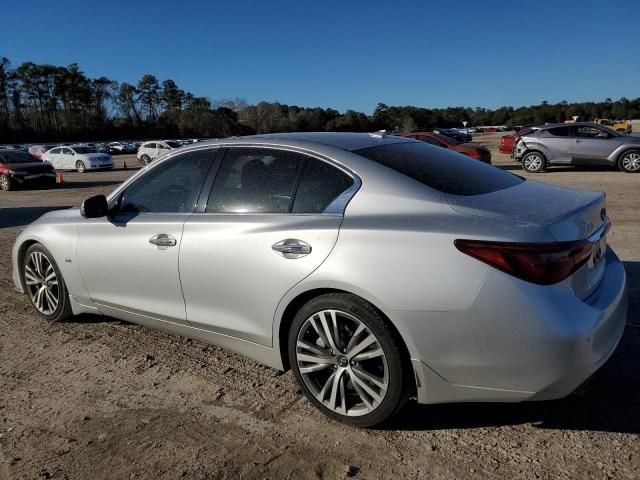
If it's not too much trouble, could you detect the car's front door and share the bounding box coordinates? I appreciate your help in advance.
[571,125,624,166]
[61,147,75,169]
[76,148,217,322]
[47,148,63,169]
[179,147,357,346]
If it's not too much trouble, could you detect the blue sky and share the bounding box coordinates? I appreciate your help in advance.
[3,0,639,113]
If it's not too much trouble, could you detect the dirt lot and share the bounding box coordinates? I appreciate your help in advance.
[1,140,639,480]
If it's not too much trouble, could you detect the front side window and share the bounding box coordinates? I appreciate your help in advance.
[292,159,354,213]
[118,149,214,213]
[206,148,303,213]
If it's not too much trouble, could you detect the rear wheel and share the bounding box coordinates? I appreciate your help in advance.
[619,150,640,173]
[288,293,410,427]
[0,173,13,191]
[75,160,86,173]
[140,154,151,165]
[522,151,546,173]
[22,243,72,322]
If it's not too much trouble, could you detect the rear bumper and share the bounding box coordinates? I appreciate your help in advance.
[396,247,627,404]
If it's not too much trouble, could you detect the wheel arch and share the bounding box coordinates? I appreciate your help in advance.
[276,287,414,383]
[15,238,41,290]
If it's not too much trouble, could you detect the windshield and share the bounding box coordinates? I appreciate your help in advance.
[354,142,523,196]
[0,150,40,164]
[73,147,98,154]
[165,141,181,148]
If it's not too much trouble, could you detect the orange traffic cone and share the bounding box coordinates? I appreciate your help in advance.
[56,171,64,183]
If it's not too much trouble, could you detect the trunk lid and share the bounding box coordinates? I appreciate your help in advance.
[447,180,608,298]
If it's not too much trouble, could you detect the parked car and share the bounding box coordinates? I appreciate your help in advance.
[401,131,491,163]
[433,128,472,143]
[595,118,632,134]
[12,133,627,427]
[0,148,57,191]
[513,123,640,173]
[28,145,56,160]
[106,142,135,154]
[136,140,182,165]
[42,146,113,172]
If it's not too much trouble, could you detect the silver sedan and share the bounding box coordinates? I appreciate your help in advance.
[11,132,628,427]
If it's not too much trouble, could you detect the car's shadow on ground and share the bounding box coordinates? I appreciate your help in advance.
[0,206,73,228]
[384,260,640,434]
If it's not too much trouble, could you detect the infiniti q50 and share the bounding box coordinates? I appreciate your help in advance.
[12,133,627,427]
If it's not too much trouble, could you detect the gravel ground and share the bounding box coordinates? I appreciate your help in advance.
[0,140,639,479]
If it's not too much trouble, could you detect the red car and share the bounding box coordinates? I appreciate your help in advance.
[0,149,57,191]
[401,131,492,163]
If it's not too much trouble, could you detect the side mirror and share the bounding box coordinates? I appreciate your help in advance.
[596,132,608,139]
[81,194,108,218]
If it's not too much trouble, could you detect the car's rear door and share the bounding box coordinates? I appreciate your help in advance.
[538,126,573,164]
[179,146,357,347]
[76,148,217,323]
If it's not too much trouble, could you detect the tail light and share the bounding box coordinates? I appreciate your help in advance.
[454,239,594,285]
[468,150,480,160]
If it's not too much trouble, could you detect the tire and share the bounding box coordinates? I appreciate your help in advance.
[0,173,13,191]
[75,160,86,173]
[22,243,72,322]
[288,293,410,427]
[522,151,546,173]
[618,150,640,173]
[140,154,151,166]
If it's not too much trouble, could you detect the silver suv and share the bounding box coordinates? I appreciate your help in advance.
[513,122,640,173]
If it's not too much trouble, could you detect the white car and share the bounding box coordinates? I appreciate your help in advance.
[136,140,182,165]
[43,146,114,173]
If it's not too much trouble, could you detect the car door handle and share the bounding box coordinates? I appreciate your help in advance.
[149,233,177,248]
[576,139,583,143]
[272,239,312,259]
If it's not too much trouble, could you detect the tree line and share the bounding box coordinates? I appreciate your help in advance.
[1,56,639,143]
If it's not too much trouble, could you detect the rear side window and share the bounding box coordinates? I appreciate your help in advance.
[354,142,523,196]
[292,160,354,213]
[547,127,570,137]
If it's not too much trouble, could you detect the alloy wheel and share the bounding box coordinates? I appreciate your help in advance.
[524,154,542,171]
[295,309,389,417]
[24,251,59,315]
[622,152,640,172]
[0,174,9,191]
[76,161,86,173]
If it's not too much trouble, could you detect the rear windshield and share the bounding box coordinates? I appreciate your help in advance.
[0,150,38,164]
[354,142,523,196]
[73,147,97,154]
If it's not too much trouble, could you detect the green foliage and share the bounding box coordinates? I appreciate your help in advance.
[0,56,639,143]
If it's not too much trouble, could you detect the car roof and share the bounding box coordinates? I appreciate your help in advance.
[198,132,411,152]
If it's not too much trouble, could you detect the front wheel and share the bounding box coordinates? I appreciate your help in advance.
[288,293,410,427]
[618,150,640,173]
[75,160,87,173]
[522,151,546,173]
[22,243,72,322]
[140,154,151,165]
[0,173,13,191]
